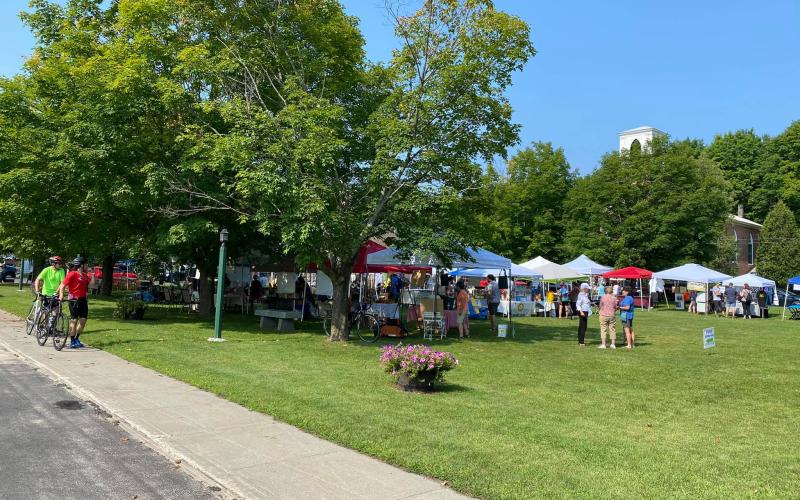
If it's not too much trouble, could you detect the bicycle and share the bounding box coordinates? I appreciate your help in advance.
[35,297,69,351]
[321,301,381,342]
[25,292,44,336]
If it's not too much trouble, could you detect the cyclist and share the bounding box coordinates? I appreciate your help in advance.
[35,256,66,308]
[58,256,91,349]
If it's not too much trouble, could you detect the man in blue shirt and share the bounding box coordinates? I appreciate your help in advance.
[619,287,636,349]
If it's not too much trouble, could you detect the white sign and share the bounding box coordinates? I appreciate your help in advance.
[703,327,716,349]
[675,293,685,310]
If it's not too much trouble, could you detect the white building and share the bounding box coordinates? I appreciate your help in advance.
[619,126,666,152]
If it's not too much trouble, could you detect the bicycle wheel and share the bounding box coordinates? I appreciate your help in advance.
[35,315,49,346]
[353,313,380,343]
[52,312,68,351]
[25,301,37,335]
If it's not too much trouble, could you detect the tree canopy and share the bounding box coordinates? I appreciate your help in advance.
[561,138,732,270]
[756,201,800,287]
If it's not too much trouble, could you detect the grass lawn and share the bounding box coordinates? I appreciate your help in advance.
[1,285,799,499]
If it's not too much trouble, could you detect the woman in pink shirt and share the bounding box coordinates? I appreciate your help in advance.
[597,286,618,349]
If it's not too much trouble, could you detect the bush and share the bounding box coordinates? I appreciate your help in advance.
[380,344,459,382]
[114,296,148,320]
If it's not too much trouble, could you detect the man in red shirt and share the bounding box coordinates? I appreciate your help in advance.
[58,257,91,348]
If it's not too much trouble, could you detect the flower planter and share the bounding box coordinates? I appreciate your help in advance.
[396,369,439,392]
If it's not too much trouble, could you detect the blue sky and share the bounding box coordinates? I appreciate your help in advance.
[2,0,798,174]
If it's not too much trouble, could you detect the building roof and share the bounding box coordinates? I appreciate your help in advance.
[729,214,763,230]
[619,126,666,136]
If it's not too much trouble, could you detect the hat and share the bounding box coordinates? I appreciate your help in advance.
[580,283,590,290]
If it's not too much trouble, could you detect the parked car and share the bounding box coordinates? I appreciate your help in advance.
[1,261,16,283]
[776,288,800,307]
[92,266,138,285]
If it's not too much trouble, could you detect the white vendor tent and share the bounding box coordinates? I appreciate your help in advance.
[654,263,732,315]
[367,247,512,270]
[518,256,551,269]
[653,263,732,284]
[519,257,586,282]
[727,273,776,288]
[562,254,612,276]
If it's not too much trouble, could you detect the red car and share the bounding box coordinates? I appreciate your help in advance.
[92,266,138,285]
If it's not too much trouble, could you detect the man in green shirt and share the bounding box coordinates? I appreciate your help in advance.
[35,256,65,305]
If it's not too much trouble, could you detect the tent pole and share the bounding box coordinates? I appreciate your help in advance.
[704,282,708,315]
[507,268,515,338]
[783,284,789,320]
[638,279,643,311]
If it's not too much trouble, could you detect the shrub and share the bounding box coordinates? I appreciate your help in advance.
[380,344,459,382]
[114,296,148,320]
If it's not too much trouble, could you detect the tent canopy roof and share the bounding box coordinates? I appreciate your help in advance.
[563,254,612,275]
[789,275,800,285]
[449,264,543,278]
[653,263,731,284]
[519,259,586,282]
[518,256,552,269]
[602,266,653,279]
[367,246,512,271]
[727,273,776,288]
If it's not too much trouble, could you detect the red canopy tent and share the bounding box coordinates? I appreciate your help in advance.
[602,266,653,279]
[601,266,653,310]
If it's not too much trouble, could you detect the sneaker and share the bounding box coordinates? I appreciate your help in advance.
[73,340,85,348]
[625,345,632,349]
[579,343,586,347]
[597,345,607,349]
[609,344,616,349]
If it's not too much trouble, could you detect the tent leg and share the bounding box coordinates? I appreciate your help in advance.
[783,284,789,320]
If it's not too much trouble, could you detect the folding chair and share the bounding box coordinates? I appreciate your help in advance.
[422,311,445,340]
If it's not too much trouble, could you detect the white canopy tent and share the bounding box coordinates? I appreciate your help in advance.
[653,263,732,315]
[653,263,732,284]
[562,254,612,276]
[519,257,586,282]
[727,273,776,288]
[518,256,551,269]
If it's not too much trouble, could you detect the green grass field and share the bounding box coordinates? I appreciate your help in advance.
[2,286,798,499]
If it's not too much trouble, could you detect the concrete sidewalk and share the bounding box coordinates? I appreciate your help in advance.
[0,310,466,500]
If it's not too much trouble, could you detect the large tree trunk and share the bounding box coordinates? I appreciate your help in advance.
[327,264,353,341]
[197,267,213,315]
[100,255,114,296]
[30,254,48,287]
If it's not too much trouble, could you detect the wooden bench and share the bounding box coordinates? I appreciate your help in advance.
[254,309,301,332]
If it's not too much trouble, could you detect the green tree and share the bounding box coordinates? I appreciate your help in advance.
[756,201,800,287]
[768,121,800,221]
[164,0,534,340]
[562,138,733,269]
[706,129,766,218]
[479,142,575,262]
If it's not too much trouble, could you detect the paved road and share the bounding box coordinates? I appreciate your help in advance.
[0,347,219,500]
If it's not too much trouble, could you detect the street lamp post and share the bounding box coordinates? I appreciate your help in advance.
[209,228,229,342]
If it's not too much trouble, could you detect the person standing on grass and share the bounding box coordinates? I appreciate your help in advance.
[455,281,470,339]
[576,283,591,346]
[485,274,500,333]
[569,283,580,320]
[711,282,723,316]
[724,283,737,318]
[740,283,753,319]
[558,282,569,318]
[619,287,636,349]
[58,257,91,349]
[546,287,556,317]
[598,286,617,349]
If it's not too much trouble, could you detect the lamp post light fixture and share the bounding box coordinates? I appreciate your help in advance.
[209,228,229,342]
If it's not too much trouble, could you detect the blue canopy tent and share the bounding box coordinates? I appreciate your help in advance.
[367,247,517,336]
[782,275,800,320]
[449,264,543,278]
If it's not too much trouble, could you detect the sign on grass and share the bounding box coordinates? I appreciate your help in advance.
[703,327,716,349]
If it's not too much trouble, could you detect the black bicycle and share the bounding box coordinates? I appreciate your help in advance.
[321,302,380,342]
[35,297,69,351]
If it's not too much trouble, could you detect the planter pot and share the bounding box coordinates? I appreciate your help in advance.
[396,369,439,392]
